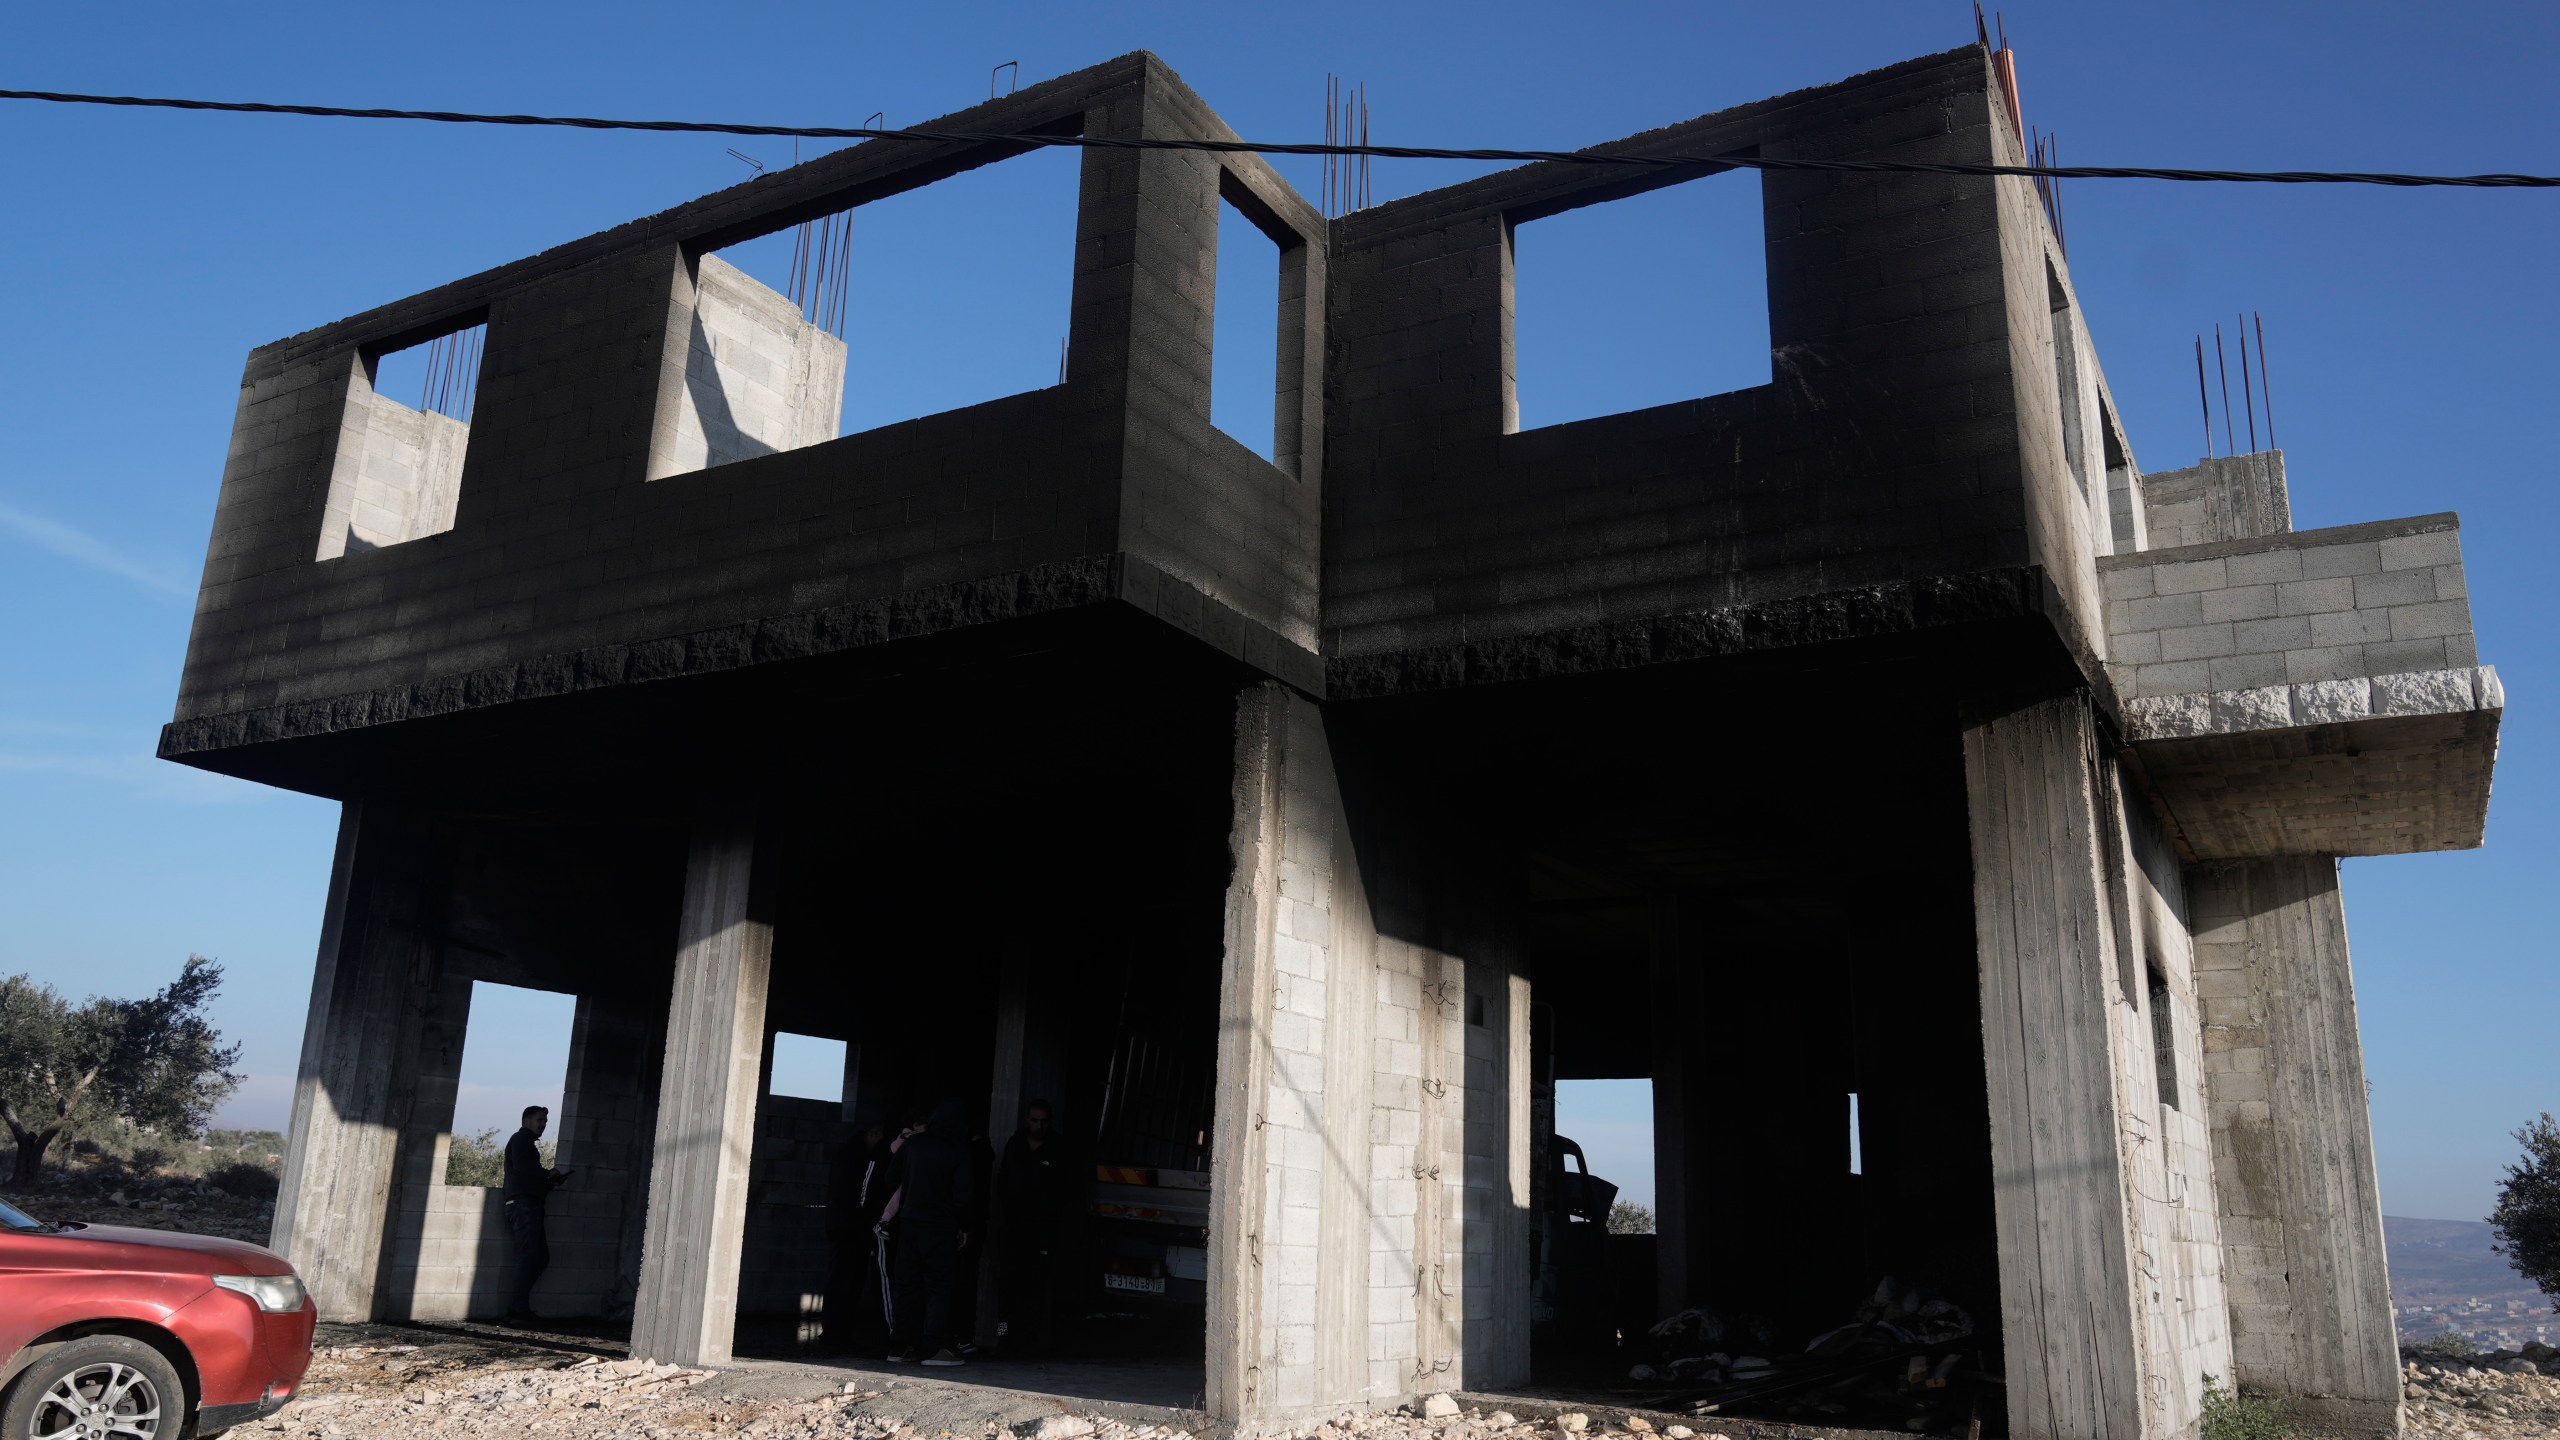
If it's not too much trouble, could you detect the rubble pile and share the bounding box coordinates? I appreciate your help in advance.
[1615,1278,1985,1435]
[2401,1341,2560,1440]
[1,1161,277,1244]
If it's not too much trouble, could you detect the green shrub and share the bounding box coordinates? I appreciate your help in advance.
[2201,1373,2293,1440]
[208,1161,279,1199]
[2405,1331,2476,1363]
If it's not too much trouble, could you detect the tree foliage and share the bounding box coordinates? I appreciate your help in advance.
[1606,1200,1655,1235]
[0,956,242,1185]
[444,1128,556,1188]
[2490,1111,2560,1310]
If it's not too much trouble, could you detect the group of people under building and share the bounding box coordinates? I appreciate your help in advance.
[495,1097,1080,1364]
[822,1097,1081,1367]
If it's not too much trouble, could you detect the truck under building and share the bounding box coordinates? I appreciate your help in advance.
[161,38,2500,1440]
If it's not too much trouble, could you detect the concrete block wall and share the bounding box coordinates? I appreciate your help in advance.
[2112,780,2231,1439]
[661,253,847,477]
[1108,75,1327,655]
[738,1094,835,1318]
[166,54,1327,760]
[558,988,667,1316]
[2104,514,2477,705]
[1215,683,1529,1427]
[315,381,467,559]
[1322,48,2054,666]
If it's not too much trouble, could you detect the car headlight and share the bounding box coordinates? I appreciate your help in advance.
[212,1273,308,1313]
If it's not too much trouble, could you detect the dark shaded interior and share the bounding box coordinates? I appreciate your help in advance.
[1333,654,2006,1433]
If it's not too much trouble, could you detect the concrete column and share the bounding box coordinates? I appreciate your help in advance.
[629,808,773,1365]
[1647,897,1697,1318]
[2191,859,2400,1439]
[1207,683,1286,1421]
[271,803,437,1321]
[1962,696,2148,1440]
[976,951,1032,1348]
[1210,682,1528,1422]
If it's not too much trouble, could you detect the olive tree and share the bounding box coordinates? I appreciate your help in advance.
[2491,1112,2560,1310]
[0,956,242,1185]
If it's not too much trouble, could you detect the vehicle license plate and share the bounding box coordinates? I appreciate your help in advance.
[1103,1273,1167,1295]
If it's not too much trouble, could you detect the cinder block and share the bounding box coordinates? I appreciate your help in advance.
[2224,547,2304,586]
[2378,529,2460,571]
[2122,592,2205,631]
[2200,585,2278,623]
[2298,541,2381,579]
[2158,623,2237,662]
[2275,577,2355,616]
[2230,616,2312,654]
[2351,568,2437,609]
[2305,608,2393,648]
[2389,599,2471,641]
[2207,653,2287,692]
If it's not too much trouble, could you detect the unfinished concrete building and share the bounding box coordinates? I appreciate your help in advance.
[162,40,2500,1440]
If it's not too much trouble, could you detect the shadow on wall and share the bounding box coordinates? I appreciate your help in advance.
[665,255,849,478]
[686,308,776,470]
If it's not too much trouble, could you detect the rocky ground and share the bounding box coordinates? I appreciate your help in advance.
[2401,1348,2560,1439]
[259,1329,1838,1440]
[2,1159,278,1244]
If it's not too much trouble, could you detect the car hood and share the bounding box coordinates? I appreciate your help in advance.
[54,1223,293,1275]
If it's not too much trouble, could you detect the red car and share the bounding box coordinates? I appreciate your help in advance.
[0,1192,314,1440]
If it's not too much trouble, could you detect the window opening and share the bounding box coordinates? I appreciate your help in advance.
[1510,170,1769,431]
[2149,964,2181,1111]
[1211,191,1282,461]
[678,145,1080,479]
[1555,1077,1653,1232]
[444,981,575,1187]
[767,1032,849,1103]
[316,320,485,559]
[2049,264,2091,503]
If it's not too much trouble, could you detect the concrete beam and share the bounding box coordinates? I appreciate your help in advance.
[2190,859,2401,1439]
[629,808,773,1365]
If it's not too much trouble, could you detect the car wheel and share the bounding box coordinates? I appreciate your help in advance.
[0,1336,186,1440]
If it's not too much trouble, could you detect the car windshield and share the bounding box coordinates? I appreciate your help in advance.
[0,1196,47,1230]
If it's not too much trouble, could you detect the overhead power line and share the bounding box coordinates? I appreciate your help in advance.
[3,86,2556,189]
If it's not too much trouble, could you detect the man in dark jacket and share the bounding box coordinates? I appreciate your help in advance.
[885,1098,977,1366]
[501,1105,571,1322]
[994,1100,1075,1355]
[823,1120,895,1352]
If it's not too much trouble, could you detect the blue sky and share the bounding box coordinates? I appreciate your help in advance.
[1,1,2551,1222]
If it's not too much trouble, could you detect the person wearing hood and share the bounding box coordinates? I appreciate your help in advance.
[885,1097,978,1366]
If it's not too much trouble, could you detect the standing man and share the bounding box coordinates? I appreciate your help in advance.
[995,1100,1074,1356]
[824,1119,894,1353]
[502,1105,571,1324]
[885,1098,977,1367]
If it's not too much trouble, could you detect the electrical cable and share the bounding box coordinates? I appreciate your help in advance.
[3,86,2557,188]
